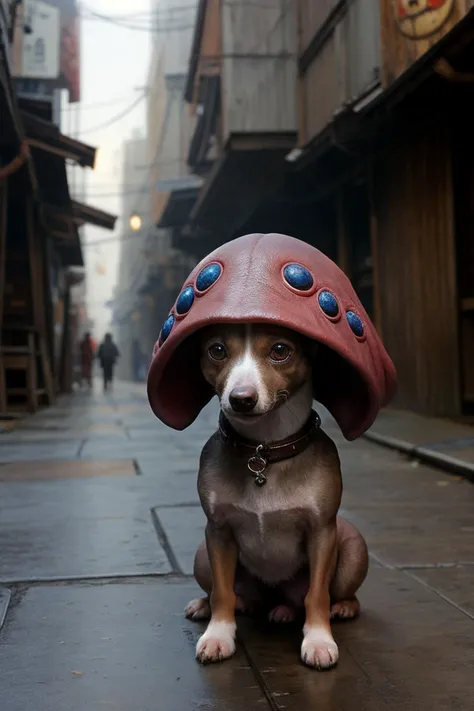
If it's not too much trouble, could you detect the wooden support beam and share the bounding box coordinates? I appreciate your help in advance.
[26,137,84,164]
[434,58,474,83]
[26,199,54,405]
[0,143,30,181]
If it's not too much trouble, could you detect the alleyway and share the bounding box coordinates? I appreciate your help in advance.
[0,382,473,710]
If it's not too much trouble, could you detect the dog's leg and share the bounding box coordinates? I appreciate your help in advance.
[185,541,212,621]
[330,517,368,621]
[195,524,238,664]
[301,521,339,670]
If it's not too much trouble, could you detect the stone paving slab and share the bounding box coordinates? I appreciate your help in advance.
[342,502,474,568]
[0,478,171,582]
[238,566,474,710]
[0,460,136,482]
[154,506,206,575]
[0,580,267,711]
[0,424,128,441]
[407,565,474,619]
[0,442,82,463]
[79,441,183,459]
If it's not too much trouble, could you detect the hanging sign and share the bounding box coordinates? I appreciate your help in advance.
[394,0,455,39]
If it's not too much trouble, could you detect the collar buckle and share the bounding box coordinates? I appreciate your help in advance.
[248,444,268,486]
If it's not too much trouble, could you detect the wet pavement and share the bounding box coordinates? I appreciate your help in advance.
[1,382,474,710]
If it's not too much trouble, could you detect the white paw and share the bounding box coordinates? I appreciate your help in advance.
[196,620,236,664]
[185,598,211,621]
[301,626,339,669]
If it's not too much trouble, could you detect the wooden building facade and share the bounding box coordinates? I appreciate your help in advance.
[1,17,116,417]
[162,0,474,421]
[291,0,474,418]
[176,0,298,258]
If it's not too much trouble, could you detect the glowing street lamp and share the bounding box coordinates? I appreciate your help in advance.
[129,214,142,231]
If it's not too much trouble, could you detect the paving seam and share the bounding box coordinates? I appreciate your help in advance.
[396,562,474,569]
[0,587,11,632]
[0,572,194,587]
[154,502,201,509]
[133,459,143,475]
[237,634,280,711]
[403,569,474,622]
[150,507,183,574]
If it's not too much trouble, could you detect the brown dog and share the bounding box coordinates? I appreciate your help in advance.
[185,323,368,669]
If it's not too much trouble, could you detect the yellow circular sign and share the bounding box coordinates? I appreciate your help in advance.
[395,0,455,40]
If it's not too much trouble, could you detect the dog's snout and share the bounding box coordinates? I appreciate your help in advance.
[229,387,258,413]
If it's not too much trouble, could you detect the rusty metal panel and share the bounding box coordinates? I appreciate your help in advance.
[297,0,340,54]
[221,0,297,138]
[373,123,460,416]
[380,0,470,87]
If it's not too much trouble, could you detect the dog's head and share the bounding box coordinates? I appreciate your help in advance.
[199,323,315,424]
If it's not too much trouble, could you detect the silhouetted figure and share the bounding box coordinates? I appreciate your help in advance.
[97,333,120,391]
[79,332,95,388]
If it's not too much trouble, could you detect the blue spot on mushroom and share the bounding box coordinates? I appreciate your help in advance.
[346,311,364,337]
[318,291,339,318]
[283,264,314,291]
[160,315,175,344]
[176,286,194,315]
[196,263,222,292]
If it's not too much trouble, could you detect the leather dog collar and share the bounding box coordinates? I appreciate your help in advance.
[218,410,321,487]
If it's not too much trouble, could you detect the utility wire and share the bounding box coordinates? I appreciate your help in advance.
[82,95,178,252]
[78,92,147,136]
[79,6,195,33]
[83,232,152,249]
[61,95,136,112]
[81,6,196,20]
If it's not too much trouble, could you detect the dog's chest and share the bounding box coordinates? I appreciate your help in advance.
[208,479,316,581]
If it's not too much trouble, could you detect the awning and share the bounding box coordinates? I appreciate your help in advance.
[71,201,117,231]
[0,36,38,193]
[189,131,297,234]
[21,110,96,168]
[153,176,202,226]
[157,186,200,229]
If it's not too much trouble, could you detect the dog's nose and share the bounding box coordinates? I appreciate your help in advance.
[229,388,258,413]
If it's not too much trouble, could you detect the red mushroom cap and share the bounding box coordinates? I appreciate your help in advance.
[147,233,396,440]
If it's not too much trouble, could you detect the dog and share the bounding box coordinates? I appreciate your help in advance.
[184,322,369,669]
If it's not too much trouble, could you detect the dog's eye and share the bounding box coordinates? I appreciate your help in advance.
[270,343,291,362]
[208,343,227,361]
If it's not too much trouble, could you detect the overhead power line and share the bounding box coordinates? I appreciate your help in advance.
[62,95,134,112]
[78,92,147,136]
[79,5,196,32]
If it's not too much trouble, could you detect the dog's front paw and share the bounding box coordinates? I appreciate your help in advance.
[301,626,339,670]
[185,597,211,621]
[196,621,236,664]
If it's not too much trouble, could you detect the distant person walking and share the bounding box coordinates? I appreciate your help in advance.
[79,332,95,388]
[97,333,120,391]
